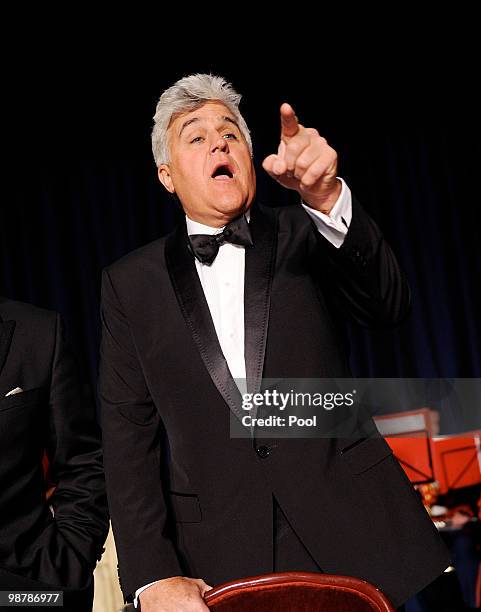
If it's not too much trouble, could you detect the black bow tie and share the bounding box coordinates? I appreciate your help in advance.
[188,214,253,265]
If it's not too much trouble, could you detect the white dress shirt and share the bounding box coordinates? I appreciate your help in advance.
[134,177,352,606]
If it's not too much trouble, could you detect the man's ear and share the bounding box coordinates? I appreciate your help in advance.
[158,165,175,193]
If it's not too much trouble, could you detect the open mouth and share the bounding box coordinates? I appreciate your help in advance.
[211,164,234,180]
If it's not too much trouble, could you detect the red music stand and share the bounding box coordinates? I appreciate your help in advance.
[431,431,481,495]
[373,408,436,484]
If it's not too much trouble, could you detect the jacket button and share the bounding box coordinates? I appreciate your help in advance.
[257,445,270,458]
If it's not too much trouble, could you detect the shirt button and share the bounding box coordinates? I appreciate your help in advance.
[256,445,270,458]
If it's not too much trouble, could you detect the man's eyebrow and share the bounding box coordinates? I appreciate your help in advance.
[178,115,240,137]
[221,116,240,129]
[179,117,199,137]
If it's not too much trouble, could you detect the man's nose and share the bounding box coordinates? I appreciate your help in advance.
[210,135,229,154]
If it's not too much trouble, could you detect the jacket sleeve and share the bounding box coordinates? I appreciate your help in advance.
[98,268,183,600]
[43,313,109,586]
[308,196,411,329]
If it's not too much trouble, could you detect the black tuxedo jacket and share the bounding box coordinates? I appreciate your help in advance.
[0,299,109,611]
[99,199,450,607]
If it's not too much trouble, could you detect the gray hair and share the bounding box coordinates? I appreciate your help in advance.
[151,73,253,167]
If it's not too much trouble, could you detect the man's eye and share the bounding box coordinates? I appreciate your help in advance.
[223,133,238,140]
[190,136,204,143]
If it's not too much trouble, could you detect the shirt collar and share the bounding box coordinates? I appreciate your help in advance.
[185,210,251,236]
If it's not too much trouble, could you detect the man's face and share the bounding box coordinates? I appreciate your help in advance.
[158,101,256,227]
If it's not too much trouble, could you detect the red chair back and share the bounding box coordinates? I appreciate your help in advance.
[204,572,395,611]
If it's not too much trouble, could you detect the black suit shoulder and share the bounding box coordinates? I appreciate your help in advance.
[101,234,177,317]
[0,297,56,328]
[258,201,311,224]
[268,202,311,222]
[0,298,57,362]
[258,202,327,246]
[105,235,170,279]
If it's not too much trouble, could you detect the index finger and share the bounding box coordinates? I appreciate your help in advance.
[280,102,299,140]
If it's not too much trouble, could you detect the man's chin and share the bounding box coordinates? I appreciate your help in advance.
[214,195,252,218]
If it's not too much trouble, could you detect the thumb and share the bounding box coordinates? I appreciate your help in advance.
[196,579,213,595]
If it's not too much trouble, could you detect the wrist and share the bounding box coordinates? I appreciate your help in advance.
[302,179,342,215]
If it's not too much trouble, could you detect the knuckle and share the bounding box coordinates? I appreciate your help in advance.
[295,159,309,173]
[286,144,301,158]
[301,172,314,187]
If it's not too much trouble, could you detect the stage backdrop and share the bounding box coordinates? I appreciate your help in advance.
[2,55,480,425]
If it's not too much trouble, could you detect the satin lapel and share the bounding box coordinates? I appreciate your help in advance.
[244,204,278,395]
[0,316,15,377]
[165,222,245,422]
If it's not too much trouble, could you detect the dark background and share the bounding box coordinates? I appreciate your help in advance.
[2,29,480,424]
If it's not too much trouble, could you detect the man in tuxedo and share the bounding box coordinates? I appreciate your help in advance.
[0,298,109,611]
[99,74,450,611]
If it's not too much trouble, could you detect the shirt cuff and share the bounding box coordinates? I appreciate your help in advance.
[301,177,352,248]
[134,581,161,608]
